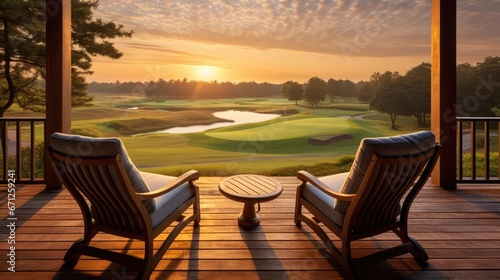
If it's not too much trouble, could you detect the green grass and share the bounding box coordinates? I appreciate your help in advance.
[261,155,355,176]
[106,96,429,175]
[5,95,431,176]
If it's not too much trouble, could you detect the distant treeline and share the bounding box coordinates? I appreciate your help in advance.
[88,79,283,99]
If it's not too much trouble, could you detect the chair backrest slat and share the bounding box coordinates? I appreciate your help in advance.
[90,165,133,229]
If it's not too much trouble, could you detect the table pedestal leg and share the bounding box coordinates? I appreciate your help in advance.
[238,202,260,228]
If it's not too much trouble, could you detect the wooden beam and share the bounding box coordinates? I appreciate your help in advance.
[431,0,457,189]
[45,0,72,190]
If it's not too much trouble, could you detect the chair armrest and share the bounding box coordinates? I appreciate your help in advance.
[297,170,355,202]
[136,170,200,200]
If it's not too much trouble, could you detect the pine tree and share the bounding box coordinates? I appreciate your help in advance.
[0,0,133,115]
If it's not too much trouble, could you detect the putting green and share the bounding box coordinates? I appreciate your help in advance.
[205,117,351,141]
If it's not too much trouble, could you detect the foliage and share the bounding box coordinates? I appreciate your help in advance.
[0,0,46,116]
[3,142,45,179]
[0,0,133,116]
[327,78,357,102]
[261,155,355,176]
[326,78,337,102]
[461,152,498,178]
[369,71,412,129]
[456,56,500,117]
[362,57,500,127]
[281,80,303,104]
[97,79,283,99]
[71,0,133,106]
[405,62,431,126]
[304,77,327,107]
[356,81,374,103]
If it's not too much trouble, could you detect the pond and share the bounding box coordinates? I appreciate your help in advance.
[136,110,281,135]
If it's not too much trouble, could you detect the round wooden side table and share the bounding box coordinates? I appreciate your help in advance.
[218,174,283,228]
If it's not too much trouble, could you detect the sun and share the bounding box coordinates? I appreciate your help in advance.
[195,66,218,81]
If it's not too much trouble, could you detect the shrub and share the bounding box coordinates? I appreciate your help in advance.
[461,152,498,178]
[261,155,355,176]
[3,142,45,179]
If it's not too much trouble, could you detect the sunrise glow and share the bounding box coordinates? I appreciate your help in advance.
[194,66,218,81]
[90,1,500,84]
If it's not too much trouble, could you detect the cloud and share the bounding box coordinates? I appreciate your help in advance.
[95,0,500,60]
[111,39,226,68]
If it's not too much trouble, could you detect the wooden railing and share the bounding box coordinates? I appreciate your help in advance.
[457,117,500,183]
[0,117,45,184]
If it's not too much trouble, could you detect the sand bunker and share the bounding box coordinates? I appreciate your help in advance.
[308,134,353,146]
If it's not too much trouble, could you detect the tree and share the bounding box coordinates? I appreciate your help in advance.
[0,0,133,116]
[0,0,46,116]
[338,79,356,101]
[369,71,412,129]
[404,62,431,126]
[71,0,133,105]
[356,81,374,103]
[304,77,327,107]
[456,57,500,117]
[326,78,337,103]
[282,80,303,105]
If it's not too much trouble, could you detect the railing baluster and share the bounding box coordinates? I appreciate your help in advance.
[457,117,500,184]
[458,120,463,180]
[0,117,45,184]
[16,121,21,181]
[31,121,36,181]
[471,121,476,180]
[2,120,7,182]
[484,121,490,180]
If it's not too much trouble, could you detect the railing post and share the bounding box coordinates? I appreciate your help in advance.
[431,0,457,189]
[45,0,72,190]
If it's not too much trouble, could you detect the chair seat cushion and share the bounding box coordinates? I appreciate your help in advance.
[141,172,196,228]
[302,172,349,227]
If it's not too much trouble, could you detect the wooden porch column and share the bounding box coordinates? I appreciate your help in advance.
[45,0,72,190]
[431,0,457,189]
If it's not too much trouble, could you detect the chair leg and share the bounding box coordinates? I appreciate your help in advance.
[63,238,86,264]
[340,239,358,280]
[294,186,303,227]
[63,227,98,264]
[139,214,198,280]
[297,213,338,255]
[407,236,429,262]
[394,227,429,262]
[194,186,201,226]
[296,199,359,279]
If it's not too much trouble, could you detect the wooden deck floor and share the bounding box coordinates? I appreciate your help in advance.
[1,177,500,279]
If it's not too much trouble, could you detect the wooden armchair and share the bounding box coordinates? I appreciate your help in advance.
[47,132,201,279]
[294,131,441,279]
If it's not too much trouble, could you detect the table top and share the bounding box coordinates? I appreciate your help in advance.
[218,174,283,203]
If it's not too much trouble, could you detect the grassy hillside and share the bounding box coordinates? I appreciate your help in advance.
[68,95,427,175]
[6,94,429,176]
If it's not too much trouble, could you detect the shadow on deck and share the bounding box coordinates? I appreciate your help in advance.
[1,177,500,279]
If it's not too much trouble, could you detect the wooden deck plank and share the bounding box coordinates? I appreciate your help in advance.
[1,178,500,279]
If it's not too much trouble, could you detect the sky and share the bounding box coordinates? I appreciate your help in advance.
[90,0,500,84]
